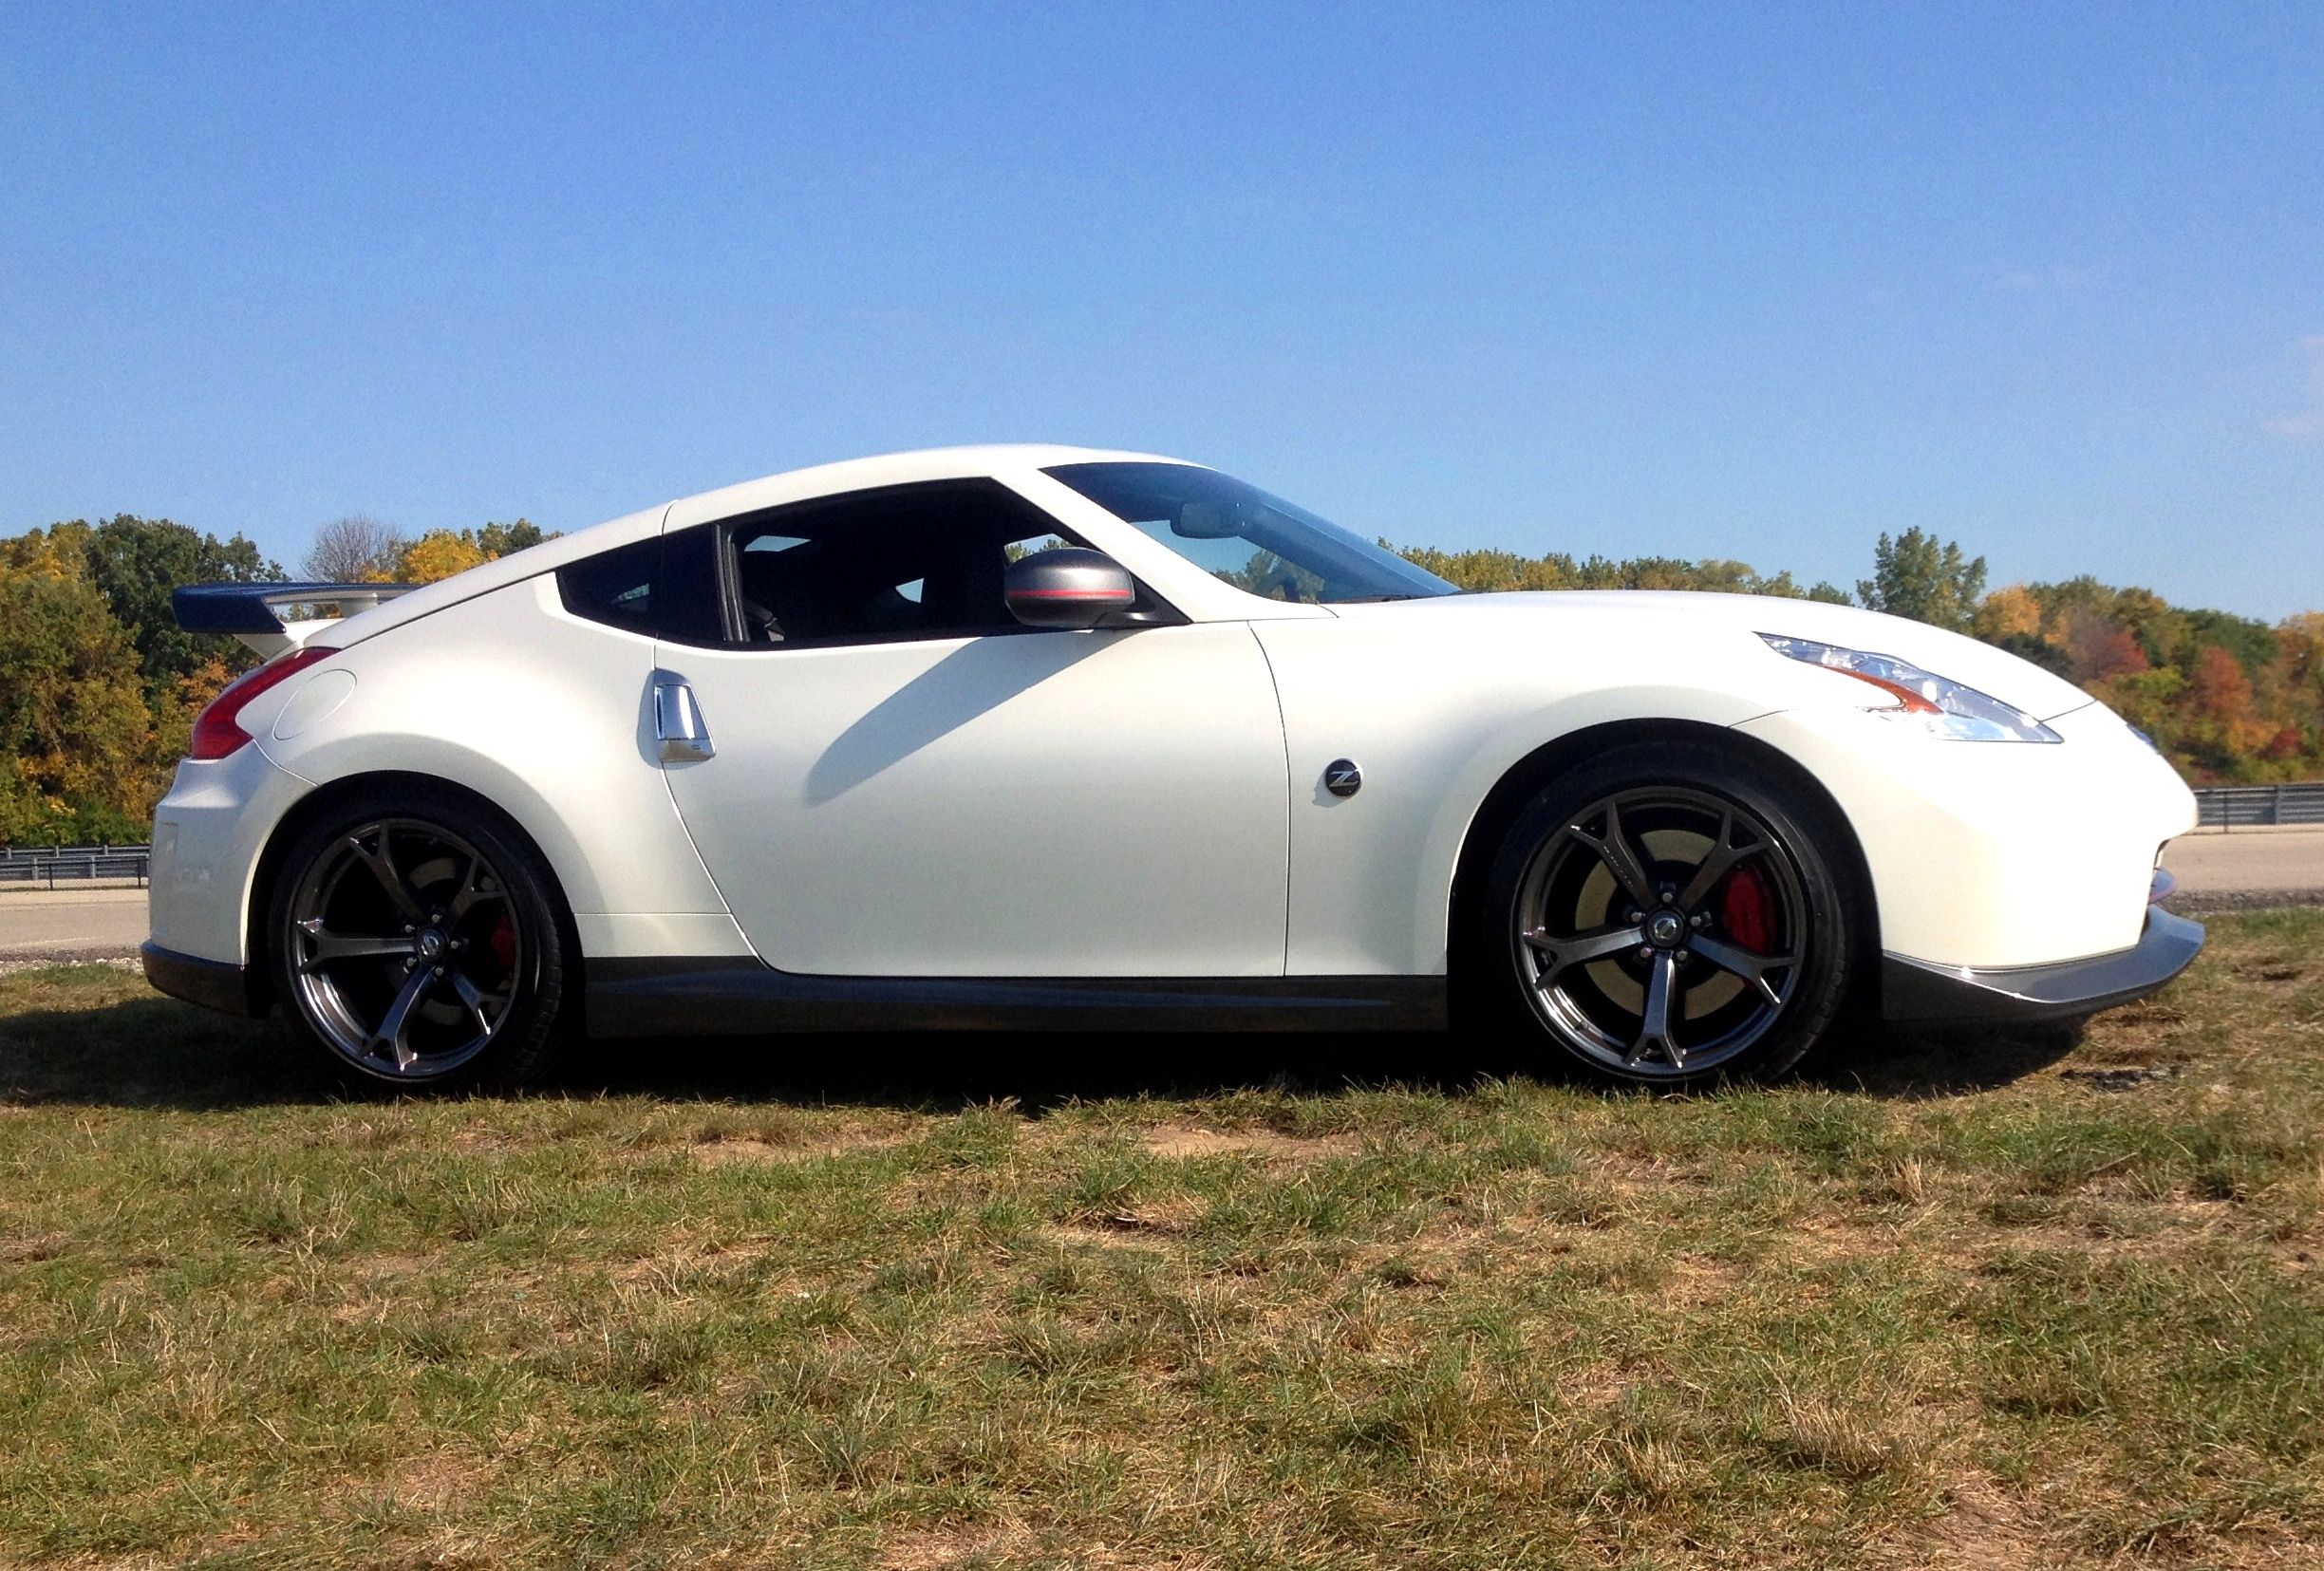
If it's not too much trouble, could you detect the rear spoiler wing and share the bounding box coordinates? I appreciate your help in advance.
[172,582,420,658]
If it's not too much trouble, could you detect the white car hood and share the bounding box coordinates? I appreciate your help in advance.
[1340,590,2095,721]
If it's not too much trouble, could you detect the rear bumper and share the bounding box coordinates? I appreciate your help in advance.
[148,743,314,967]
[141,943,256,1017]
[1881,907,2204,1024]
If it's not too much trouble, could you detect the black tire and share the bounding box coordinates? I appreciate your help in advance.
[1473,741,1859,1087]
[264,784,574,1093]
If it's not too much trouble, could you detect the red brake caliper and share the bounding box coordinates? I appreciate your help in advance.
[1717,864,1775,954]
[490,913,518,969]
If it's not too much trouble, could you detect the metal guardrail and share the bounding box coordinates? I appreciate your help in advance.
[0,844,151,888]
[2193,783,2324,830]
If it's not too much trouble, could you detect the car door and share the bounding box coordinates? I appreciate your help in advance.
[653,478,1290,978]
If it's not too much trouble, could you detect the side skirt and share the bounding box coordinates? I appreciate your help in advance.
[585,958,1449,1037]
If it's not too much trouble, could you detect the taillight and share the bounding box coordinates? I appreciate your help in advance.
[187,646,335,760]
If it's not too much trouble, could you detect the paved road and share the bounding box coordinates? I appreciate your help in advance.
[2,829,2319,962]
[0,887,148,958]
[2161,827,2324,896]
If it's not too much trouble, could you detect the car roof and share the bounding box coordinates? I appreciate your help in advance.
[661,443,1190,531]
[312,444,1197,649]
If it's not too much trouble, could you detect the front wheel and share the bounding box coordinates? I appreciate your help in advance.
[1478,743,1859,1086]
[265,788,573,1092]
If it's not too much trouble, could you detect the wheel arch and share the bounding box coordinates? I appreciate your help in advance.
[244,769,581,1015]
[1443,718,1881,990]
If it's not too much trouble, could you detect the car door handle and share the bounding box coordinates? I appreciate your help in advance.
[651,673,715,763]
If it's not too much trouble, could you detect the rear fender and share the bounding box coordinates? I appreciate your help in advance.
[245,577,739,958]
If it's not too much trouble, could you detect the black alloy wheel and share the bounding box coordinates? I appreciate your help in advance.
[1481,743,1857,1085]
[267,790,572,1091]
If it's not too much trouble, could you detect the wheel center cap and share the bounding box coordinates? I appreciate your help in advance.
[1646,910,1685,947]
[416,929,447,962]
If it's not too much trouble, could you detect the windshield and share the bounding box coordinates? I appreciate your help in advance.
[1044,462,1458,605]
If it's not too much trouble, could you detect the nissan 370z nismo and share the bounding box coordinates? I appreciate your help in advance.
[145,446,2202,1090]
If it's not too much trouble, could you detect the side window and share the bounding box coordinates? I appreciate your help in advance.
[556,535,660,634]
[559,482,1170,649]
[723,479,1120,648]
[554,529,724,644]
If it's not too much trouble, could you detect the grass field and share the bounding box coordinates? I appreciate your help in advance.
[1,913,2319,1569]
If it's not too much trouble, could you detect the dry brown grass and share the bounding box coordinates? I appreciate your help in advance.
[0,911,2315,1567]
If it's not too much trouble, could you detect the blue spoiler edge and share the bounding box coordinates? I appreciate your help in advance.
[172,582,419,636]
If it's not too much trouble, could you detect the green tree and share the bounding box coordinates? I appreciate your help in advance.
[2178,608,2279,678]
[1985,630,2074,678]
[1392,544,1849,601]
[77,514,283,685]
[1855,528,1986,631]
[0,535,158,844]
[1391,545,1581,591]
[476,518,552,557]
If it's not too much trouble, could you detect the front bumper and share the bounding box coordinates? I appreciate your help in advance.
[1880,907,2204,1024]
[1734,700,2196,970]
[141,943,256,1017]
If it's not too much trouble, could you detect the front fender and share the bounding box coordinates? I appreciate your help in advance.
[1255,603,1809,974]
[1404,686,1781,971]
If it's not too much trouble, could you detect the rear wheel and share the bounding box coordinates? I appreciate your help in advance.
[1479,743,1857,1086]
[265,789,572,1092]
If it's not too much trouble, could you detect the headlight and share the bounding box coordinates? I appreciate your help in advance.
[1758,633,2061,743]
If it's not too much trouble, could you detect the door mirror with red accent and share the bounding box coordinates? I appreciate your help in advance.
[1003,547,1138,629]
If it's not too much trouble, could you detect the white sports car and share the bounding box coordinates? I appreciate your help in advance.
[146,445,2202,1091]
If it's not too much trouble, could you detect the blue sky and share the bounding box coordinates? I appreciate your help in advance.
[3,4,2318,618]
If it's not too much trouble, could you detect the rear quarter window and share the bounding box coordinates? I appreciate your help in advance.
[555,531,723,643]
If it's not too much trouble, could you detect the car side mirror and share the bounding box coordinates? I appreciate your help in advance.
[1003,547,1138,629]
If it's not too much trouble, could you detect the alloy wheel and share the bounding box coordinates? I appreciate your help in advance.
[1511,786,1806,1078]
[284,818,521,1081]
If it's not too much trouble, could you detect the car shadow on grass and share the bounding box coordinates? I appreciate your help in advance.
[0,995,334,1110]
[555,1028,1528,1112]
[0,990,2089,1112]
[574,1019,2090,1110]
[1805,1018,2087,1099]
